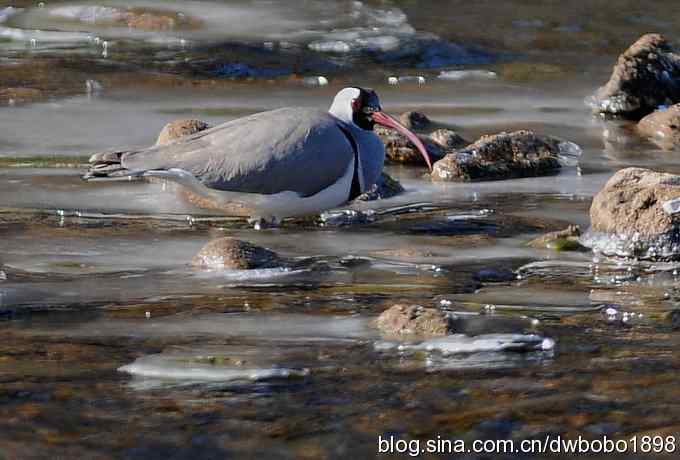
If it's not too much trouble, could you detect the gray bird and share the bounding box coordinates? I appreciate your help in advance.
[84,87,431,225]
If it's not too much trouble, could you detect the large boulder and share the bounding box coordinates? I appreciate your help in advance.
[637,104,680,149]
[191,238,282,270]
[590,34,680,119]
[374,304,455,336]
[586,168,680,259]
[431,130,570,181]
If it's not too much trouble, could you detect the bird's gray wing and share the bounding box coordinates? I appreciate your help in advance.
[122,108,354,197]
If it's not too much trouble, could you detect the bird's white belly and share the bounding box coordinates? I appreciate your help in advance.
[247,157,354,220]
[146,159,354,221]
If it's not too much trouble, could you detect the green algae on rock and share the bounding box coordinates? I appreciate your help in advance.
[528,225,586,252]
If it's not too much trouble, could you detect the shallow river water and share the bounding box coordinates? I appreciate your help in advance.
[2,1,680,459]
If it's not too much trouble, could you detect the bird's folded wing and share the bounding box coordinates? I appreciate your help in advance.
[122,108,354,197]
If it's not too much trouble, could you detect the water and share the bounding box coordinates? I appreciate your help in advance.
[3,1,680,458]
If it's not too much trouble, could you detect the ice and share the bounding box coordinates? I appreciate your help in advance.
[437,70,497,81]
[119,354,309,383]
[49,5,124,22]
[308,40,351,53]
[40,313,379,342]
[0,6,19,23]
[376,333,553,355]
[557,141,583,166]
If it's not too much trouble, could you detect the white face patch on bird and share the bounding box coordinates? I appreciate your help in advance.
[328,87,432,171]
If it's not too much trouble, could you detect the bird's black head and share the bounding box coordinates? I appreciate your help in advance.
[351,87,382,131]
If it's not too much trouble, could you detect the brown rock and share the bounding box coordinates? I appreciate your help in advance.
[156,119,210,145]
[589,167,680,238]
[376,125,468,166]
[591,34,680,119]
[191,237,281,270]
[637,104,680,149]
[125,12,177,30]
[0,87,43,104]
[399,111,432,131]
[432,130,564,182]
[374,304,455,336]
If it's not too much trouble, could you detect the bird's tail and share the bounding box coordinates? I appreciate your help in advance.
[82,150,145,181]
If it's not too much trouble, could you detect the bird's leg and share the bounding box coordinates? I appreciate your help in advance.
[248,216,280,230]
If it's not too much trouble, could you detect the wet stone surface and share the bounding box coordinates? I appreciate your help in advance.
[374,304,455,336]
[590,34,680,119]
[431,130,566,181]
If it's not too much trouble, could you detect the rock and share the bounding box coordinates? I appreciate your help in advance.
[353,172,404,201]
[590,34,680,119]
[156,119,210,146]
[376,124,469,166]
[399,111,432,131]
[528,225,586,251]
[0,87,43,104]
[584,167,680,259]
[667,309,680,330]
[429,128,469,150]
[473,268,516,283]
[374,304,455,336]
[50,5,201,31]
[589,168,680,238]
[191,238,281,270]
[431,130,564,182]
[637,104,680,149]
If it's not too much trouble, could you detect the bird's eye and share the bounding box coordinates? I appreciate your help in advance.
[362,106,378,114]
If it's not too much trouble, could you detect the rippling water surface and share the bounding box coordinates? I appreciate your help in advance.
[2,1,680,459]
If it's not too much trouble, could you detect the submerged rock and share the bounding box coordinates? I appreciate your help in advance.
[586,167,680,259]
[51,5,202,31]
[0,87,43,104]
[191,238,282,270]
[667,309,680,330]
[589,34,680,119]
[399,111,432,131]
[637,104,680,149]
[353,172,404,201]
[374,304,455,336]
[156,119,210,146]
[528,225,586,251]
[431,130,567,182]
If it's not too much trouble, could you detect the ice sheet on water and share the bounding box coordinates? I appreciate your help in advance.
[438,70,497,81]
[119,355,309,385]
[580,229,680,261]
[49,313,379,342]
[377,334,553,354]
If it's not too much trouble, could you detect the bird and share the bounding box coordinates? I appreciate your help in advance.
[84,87,432,226]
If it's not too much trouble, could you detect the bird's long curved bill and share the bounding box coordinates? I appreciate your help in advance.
[372,111,432,171]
